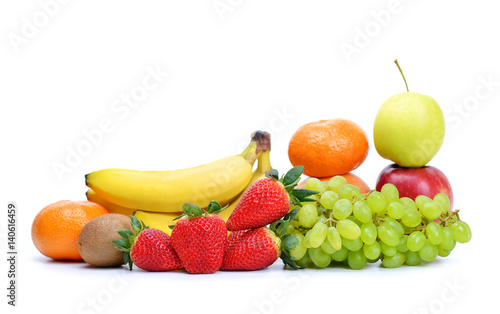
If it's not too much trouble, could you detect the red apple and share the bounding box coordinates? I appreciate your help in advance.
[375,164,453,210]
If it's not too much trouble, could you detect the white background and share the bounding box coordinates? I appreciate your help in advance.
[1,1,499,313]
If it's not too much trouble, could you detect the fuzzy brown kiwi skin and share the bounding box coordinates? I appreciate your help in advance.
[77,213,133,267]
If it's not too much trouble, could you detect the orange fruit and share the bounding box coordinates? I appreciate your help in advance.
[297,173,371,194]
[288,119,369,177]
[32,200,109,261]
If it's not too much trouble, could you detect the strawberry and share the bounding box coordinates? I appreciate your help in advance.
[226,229,249,247]
[222,213,300,270]
[221,227,279,270]
[114,216,183,271]
[171,201,227,274]
[227,166,318,231]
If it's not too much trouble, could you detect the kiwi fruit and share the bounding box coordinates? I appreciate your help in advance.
[77,213,133,267]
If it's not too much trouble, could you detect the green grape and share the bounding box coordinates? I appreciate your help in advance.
[348,250,367,270]
[304,178,326,194]
[295,250,312,268]
[353,201,372,223]
[285,222,295,235]
[463,220,472,239]
[342,237,363,251]
[405,251,422,266]
[433,193,450,213]
[320,191,339,210]
[419,240,438,262]
[382,252,405,268]
[290,231,307,260]
[399,197,417,211]
[298,204,318,228]
[347,215,363,227]
[451,221,472,243]
[396,235,409,253]
[338,184,362,201]
[303,229,312,248]
[426,221,443,245]
[379,241,397,257]
[321,238,336,254]
[437,247,451,257]
[407,231,426,252]
[363,242,381,260]
[327,176,347,193]
[331,246,349,262]
[308,247,331,268]
[381,183,399,204]
[382,218,405,238]
[366,191,387,215]
[378,224,400,246]
[336,219,361,240]
[332,199,353,220]
[438,227,455,251]
[387,201,405,219]
[421,201,442,220]
[401,208,422,228]
[415,195,432,210]
[327,227,342,250]
[310,222,328,248]
[360,222,377,245]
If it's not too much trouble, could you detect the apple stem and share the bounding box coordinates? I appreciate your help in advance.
[394,59,409,92]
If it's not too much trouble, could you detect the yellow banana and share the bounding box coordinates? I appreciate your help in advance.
[85,131,270,213]
[133,210,182,236]
[86,189,137,216]
[218,150,272,222]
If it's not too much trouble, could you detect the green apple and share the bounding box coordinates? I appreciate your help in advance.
[373,61,445,168]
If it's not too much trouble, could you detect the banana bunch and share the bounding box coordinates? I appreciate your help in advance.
[85,131,272,234]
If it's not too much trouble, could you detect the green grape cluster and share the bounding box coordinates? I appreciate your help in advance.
[287,177,472,269]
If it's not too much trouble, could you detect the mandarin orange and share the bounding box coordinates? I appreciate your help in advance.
[32,200,109,261]
[288,119,369,177]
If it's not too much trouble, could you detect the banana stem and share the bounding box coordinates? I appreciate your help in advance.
[256,150,271,171]
[241,131,271,164]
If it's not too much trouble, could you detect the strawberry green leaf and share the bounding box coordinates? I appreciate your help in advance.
[300,197,317,203]
[266,169,279,180]
[270,220,288,237]
[289,194,302,207]
[280,250,299,270]
[172,213,185,221]
[206,201,221,214]
[282,166,304,186]
[281,234,299,251]
[283,208,299,221]
[123,252,132,270]
[211,204,228,215]
[192,205,202,216]
[183,203,195,215]
[113,239,130,249]
[130,216,142,233]
[117,229,133,239]
[291,189,319,199]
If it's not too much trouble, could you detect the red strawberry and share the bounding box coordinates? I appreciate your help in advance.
[114,216,183,271]
[226,229,249,247]
[221,227,280,271]
[227,166,318,231]
[171,201,227,274]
